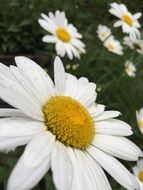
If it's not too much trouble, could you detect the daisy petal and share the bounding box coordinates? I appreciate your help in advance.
[0,109,26,117]
[0,63,43,120]
[41,13,56,27]
[64,73,78,98]
[89,104,105,117]
[55,41,66,57]
[133,12,142,19]
[88,146,139,190]
[38,18,55,34]
[67,44,81,59]
[93,134,142,160]
[42,35,57,43]
[54,56,66,94]
[0,117,46,137]
[96,119,133,136]
[137,159,143,170]
[14,56,55,105]
[78,83,97,107]
[67,148,84,190]
[65,44,74,60]
[51,142,73,190]
[0,136,32,152]
[7,153,50,190]
[132,166,139,176]
[114,20,123,27]
[24,132,55,168]
[94,111,121,121]
[55,10,67,27]
[0,86,43,121]
[71,39,85,49]
[75,150,111,190]
[75,80,97,107]
[0,63,12,78]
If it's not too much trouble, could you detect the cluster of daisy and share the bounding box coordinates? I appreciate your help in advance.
[0,3,142,190]
[123,36,143,55]
[97,25,123,55]
[38,4,142,79]
[97,2,142,78]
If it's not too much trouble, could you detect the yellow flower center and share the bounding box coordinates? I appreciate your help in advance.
[43,96,95,149]
[138,120,143,128]
[56,28,71,42]
[122,14,133,27]
[107,44,114,50]
[100,33,106,39]
[138,171,143,182]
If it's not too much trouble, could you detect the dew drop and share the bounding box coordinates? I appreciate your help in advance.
[10,85,16,90]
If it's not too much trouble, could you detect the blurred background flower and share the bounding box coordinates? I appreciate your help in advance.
[124,60,136,77]
[132,159,143,189]
[97,25,111,41]
[136,108,143,134]
[38,11,85,59]
[103,35,123,55]
[0,0,142,189]
[109,2,142,38]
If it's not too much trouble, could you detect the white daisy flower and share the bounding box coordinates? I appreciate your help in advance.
[136,107,143,134]
[124,36,143,55]
[124,61,136,77]
[38,11,86,59]
[97,25,111,41]
[132,159,143,189]
[104,36,123,55]
[0,56,141,190]
[109,2,142,39]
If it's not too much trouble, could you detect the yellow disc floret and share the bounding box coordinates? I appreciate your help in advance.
[107,44,114,51]
[56,28,71,42]
[138,171,143,182]
[43,96,95,149]
[122,15,133,27]
[138,120,143,129]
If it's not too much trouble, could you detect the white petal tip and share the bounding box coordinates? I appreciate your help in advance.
[129,130,133,136]
[15,56,27,63]
[139,152,143,157]
[54,56,64,69]
[55,56,61,61]
[41,13,45,17]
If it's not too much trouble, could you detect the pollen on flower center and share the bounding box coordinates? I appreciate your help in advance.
[56,28,71,42]
[100,33,106,40]
[122,14,133,26]
[138,120,143,128]
[107,44,114,50]
[138,171,143,182]
[43,96,95,149]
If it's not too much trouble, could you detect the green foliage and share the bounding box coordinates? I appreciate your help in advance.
[0,0,143,189]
